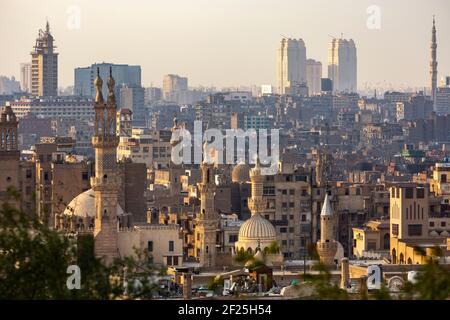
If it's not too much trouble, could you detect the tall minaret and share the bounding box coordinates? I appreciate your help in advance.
[92,67,121,263]
[248,157,265,215]
[316,193,337,265]
[430,16,438,109]
[194,142,218,268]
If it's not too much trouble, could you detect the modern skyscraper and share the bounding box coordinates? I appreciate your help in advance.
[162,74,188,102]
[327,38,357,93]
[120,84,145,126]
[430,16,438,110]
[74,63,141,99]
[20,63,31,93]
[306,59,322,95]
[277,38,307,94]
[31,21,58,97]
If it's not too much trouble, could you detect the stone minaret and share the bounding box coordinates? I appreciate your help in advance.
[316,193,337,265]
[92,67,121,263]
[0,103,20,208]
[430,16,438,109]
[195,143,218,268]
[248,157,265,215]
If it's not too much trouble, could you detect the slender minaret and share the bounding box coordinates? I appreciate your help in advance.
[316,193,337,265]
[92,67,121,263]
[430,16,438,109]
[248,157,265,215]
[195,141,218,268]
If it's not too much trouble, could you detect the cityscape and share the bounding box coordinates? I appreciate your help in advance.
[1,0,450,304]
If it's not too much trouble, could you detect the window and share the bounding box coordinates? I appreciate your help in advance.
[417,188,425,198]
[82,172,88,180]
[430,221,435,227]
[289,215,294,220]
[282,215,287,221]
[169,240,174,252]
[173,256,179,266]
[356,188,361,196]
[289,189,295,195]
[289,202,295,208]
[441,221,446,227]
[280,227,287,233]
[289,227,294,233]
[282,189,287,195]
[408,224,422,237]
[301,189,308,196]
[282,202,287,208]
[301,214,307,222]
[282,240,287,245]
[26,169,32,179]
[392,224,399,236]
[229,234,238,243]
[167,256,173,265]
[147,241,153,252]
[405,188,414,199]
[367,241,377,251]
[263,186,275,196]
[441,174,447,183]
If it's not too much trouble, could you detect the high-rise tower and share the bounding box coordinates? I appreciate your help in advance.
[328,38,357,93]
[92,68,121,263]
[277,38,307,95]
[31,21,58,97]
[194,143,218,268]
[316,193,337,265]
[430,16,438,109]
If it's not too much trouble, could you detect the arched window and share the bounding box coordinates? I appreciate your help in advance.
[399,253,404,264]
[383,233,390,250]
[407,258,412,264]
[392,248,397,264]
[205,246,209,254]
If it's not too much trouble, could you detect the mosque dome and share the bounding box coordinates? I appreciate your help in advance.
[238,213,277,241]
[63,188,125,218]
[234,213,280,258]
[232,163,251,183]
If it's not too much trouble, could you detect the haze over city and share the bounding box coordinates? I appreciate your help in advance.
[1,0,449,89]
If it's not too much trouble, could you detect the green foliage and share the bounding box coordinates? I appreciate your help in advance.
[0,192,161,300]
[234,249,254,265]
[403,259,450,300]
[264,241,280,254]
[301,262,349,300]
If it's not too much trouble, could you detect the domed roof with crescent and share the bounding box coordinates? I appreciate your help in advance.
[63,189,124,218]
[232,163,251,183]
[238,213,276,241]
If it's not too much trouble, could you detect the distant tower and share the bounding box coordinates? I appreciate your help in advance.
[328,37,357,93]
[194,142,219,268]
[0,103,20,208]
[277,38,307,94]
[31,21,58,97]
[92,67,121,263]
[316,193,337,265]
[430,16,438,109]
[248,157,266,215]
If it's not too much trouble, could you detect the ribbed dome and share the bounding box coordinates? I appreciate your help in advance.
[238,213,276,240]
[63,188,124,218]
[232,163,250,183]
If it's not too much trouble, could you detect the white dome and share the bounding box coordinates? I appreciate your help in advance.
[238,213,276,241]
[63,188,125,218]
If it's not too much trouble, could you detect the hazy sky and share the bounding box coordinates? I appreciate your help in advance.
[0,0,449,89]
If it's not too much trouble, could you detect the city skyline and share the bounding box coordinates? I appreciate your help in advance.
[0,0,449,90]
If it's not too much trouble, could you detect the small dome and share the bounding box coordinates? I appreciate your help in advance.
[232,163,250,183]
[238,213,276,241]
[63,189,125,218]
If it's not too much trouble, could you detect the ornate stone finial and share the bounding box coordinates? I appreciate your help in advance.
[46,19,50,33]
[107,66,116,105]
[94,67,104,103]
